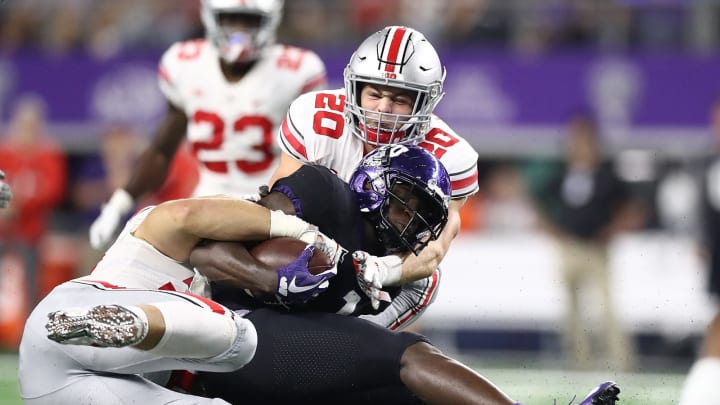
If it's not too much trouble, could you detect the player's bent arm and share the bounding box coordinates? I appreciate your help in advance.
[268,151,304,188]
[190,241,278,295]
[188,190,307,292]
[397,197,466,284]
[124,102,188,198]
[360,268,442,330]
[133,197,313,263]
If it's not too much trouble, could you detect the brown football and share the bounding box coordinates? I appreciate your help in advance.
[249,237,332,275]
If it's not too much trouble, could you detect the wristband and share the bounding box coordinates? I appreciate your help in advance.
[269,210,311,239]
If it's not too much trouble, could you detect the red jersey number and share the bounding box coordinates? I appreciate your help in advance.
[177,40,205,61]
[312,93,346,139]
[417,128,460,159]
[190,111,275,174]
[276,46,306,71]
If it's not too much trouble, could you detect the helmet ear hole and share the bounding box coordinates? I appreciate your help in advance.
[362,178,372,191]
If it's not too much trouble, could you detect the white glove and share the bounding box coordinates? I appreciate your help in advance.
[352,251,402,310]
[89,189,134,250]
[301,230,346,268]
[0,170,11,208]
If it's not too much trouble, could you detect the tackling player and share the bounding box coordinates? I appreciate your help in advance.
[19,194,340,403]
[89,0,327,250]
[0,170,11,208]
[269,25,479,328]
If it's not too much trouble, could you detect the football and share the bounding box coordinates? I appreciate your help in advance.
[249,237,332,275]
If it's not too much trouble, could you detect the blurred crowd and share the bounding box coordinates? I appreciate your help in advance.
[2,0,720,58]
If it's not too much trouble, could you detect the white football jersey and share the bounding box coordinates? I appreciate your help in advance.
[78,206,195,292]
[278,89,479,198]
[159,39,327,197]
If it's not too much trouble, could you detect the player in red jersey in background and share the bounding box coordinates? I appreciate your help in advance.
[89,0,327,249]
[0,96,68,315]
[268,25,479,329]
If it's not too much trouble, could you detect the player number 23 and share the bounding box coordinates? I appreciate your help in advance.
[190,110,275,174]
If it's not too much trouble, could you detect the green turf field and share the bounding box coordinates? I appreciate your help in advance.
[0,352,685,404]
[0,354,20,405]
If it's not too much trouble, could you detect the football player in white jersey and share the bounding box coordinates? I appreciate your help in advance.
[89,0,327,250]
[19,195,340,404]
[269,25,479,329]
[0,169,11,208]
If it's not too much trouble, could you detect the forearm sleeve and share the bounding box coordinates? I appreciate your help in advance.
[359,268,441,331]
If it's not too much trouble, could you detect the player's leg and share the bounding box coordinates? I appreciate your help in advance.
[25,372,231,405]
[198,308,518,404]
[199,308,423,402]
[560,240,592,369]
[399,342,516,405]
[46,301,256,371]
[398,334,620,405]
[19,282,255,402]
[42,286,257,374]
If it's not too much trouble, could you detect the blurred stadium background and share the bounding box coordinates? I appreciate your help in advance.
[1,0,719,402]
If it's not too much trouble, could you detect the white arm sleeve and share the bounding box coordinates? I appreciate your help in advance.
[358,268,441,331]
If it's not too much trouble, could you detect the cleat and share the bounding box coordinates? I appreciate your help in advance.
[46,304,147,347]
[575,381,621,405]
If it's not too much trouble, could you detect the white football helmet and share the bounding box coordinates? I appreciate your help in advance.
[343,26,446,146]
[200,0,283,64]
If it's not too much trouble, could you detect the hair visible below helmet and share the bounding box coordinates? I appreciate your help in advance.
[349,144,451,255]
[200,0,283,64]
[343,26,446,146]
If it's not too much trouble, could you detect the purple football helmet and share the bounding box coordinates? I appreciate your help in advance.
[349,144,451,254]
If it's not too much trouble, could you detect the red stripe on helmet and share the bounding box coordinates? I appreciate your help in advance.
[384,27,407,73]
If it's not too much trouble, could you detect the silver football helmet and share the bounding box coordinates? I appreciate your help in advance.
[200,0,283,64]
[343,26,446,146]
